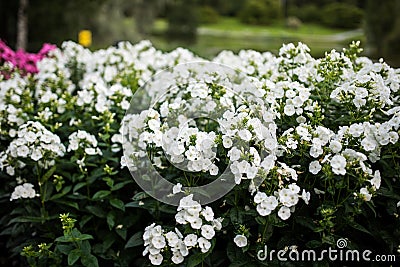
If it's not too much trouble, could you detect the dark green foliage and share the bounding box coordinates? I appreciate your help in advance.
[290,4,321,23]
[364,0,400,66]
[239,0,281,26]
[320,2,364,29]
[166,0,199,42]
[199,5,220,24]
[27,0,105,50]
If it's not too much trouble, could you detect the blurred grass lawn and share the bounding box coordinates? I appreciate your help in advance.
[155,17,345,35]
[132,17,365,59]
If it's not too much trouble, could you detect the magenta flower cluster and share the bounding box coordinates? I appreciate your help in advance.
[0,40,56,76]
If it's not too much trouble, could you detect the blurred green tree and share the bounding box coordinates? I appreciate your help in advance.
[28,0,106,50]
[239,0,281,25]
[380,0,400,66]
[166,0,198,42]
[365,0,400,66]
[0,0,108,51]
[321,2,363,29]
[198,0,246,16]
[198,5,220,24]
[130,0,161,37]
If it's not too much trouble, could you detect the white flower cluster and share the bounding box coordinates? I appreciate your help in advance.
[10,183,37,201]
[254,183,310,220]
[278,104,400,203]
[0,73,31,130]
[163,126,219,174]
[60,40,201,88]
[34,48,75,120]
[219,107,278,186]
[143,195,222,265]
[120,65,278,184]
[0,121,65,175]
[76,76,133,114]
[330,58,399,109]
[67,130,102,157]
[358,170,382,201]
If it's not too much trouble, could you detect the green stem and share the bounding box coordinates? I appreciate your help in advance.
[261,216,271,243]
[36,163,46,219]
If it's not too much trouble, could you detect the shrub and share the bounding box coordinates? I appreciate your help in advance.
[239,0,281,25]
[166,0,198,41]
[321,2,364,29]
[199,5,220,24]
[290,4,321,23]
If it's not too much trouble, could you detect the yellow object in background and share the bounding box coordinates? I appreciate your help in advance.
[78,30,92,47]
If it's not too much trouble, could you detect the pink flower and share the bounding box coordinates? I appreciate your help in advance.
[0,39,56,77]
[0,40,16,63]
[38,43,57,58]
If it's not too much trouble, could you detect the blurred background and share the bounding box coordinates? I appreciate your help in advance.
[1,0,400,66]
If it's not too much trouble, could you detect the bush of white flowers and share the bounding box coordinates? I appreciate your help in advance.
[0,40,399,266]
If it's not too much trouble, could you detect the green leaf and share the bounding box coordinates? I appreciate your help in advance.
[81,240,91,255]
[8,215,55,224]
[110,199,125,211]
[42,181,54,201]
[125,200,156,210]
[270,214,286,227]
[255,216,266,225]
[125,231,143,248]
[102,234,115,252]
[55,236,72,243]
[230,207,243,224]
[350,221,372,236]
[107,212,115,229]
[73,182,87,193]
[81,254,99,267]
[111,180,133,191]
[42,165,57,183]
[295,216,316,231]
[365,201,377,218]
[68,249,81,266]
[86,205,106,218]
[87,168,106,184]
[79,215,93,229]
[132,191,148,201]
[158,204,176,214]
[187,253,205,267]
[125,201,142,208]
[79,234,94,241]
[52,199,79,210]
[50,185,72,200]
[227,242,241,262]
[321,235,335,246]
[92,190,111,200]
[116,228,127,240]
[377,187,400,200]
[103,177,114,188]
[56,244,73,255]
